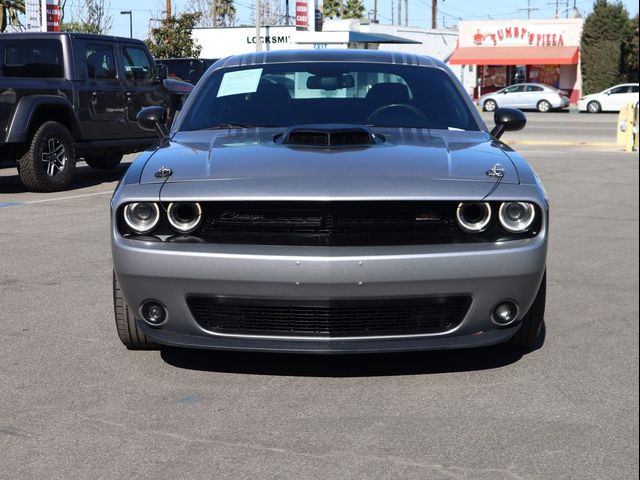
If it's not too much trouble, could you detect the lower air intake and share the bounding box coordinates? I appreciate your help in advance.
[187,296,471,338]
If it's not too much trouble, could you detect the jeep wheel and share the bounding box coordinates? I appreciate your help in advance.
[18,121,76,192]
[113,272,159,350]
[84,153,124,169]
[504,272,546,351]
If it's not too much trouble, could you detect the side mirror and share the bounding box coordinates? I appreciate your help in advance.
[137,106,169,139]
[490,107,526,139]
[156,63,168,80]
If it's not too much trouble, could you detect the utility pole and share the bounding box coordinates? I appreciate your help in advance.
[373,0,377,22]
[398,0,401,30]
[431,0,437,29]
[391,0,394,25]
[165,0,171,19]
[547,0,560,19]
[518,0,539,20]
[404,0,408,26]
[212,0,217,26]
[255,0,262,52]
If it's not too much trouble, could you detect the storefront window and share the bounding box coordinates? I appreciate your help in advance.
[479,65,507,89]
[528,65,560,87]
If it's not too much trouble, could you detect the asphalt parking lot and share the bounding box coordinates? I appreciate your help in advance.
[0,113,638,479]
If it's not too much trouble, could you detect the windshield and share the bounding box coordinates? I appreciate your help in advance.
[179,62,479,132]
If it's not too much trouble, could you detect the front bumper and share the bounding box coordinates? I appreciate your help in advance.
[112,231,547,353]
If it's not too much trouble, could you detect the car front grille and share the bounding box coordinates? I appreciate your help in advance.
[197,201,461,246]
[187,296,472,338]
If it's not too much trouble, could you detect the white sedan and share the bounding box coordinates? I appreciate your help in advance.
[578,83,639,113]
[478,83,570,112]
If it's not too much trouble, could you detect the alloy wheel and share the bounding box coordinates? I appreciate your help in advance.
[538,101,551,112]
[587,101,601,113]
[41,137,67,177]
[484,100,496,112]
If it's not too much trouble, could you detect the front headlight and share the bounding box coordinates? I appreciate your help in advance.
[123,202,161,233]
[167,202,203,233]
[456,202,492,232]
[498,202,535,233]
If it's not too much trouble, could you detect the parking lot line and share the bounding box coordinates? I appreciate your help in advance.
[1,190,114,207]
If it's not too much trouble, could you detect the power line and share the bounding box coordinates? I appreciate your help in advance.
[518,0,539,19]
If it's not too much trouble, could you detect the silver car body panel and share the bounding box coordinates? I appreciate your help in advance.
[111,50,548,353]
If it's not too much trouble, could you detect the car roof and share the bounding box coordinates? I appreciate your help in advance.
[158,58,218,62]
[215,49,443,69]
[0,31,145,45]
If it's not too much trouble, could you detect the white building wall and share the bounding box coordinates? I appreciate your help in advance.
[191,23,472,94]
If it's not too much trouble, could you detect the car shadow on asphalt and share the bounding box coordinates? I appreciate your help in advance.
[0,162,130,194]
[160,326,545,376]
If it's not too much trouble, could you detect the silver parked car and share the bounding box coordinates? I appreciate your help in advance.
[479,83,570,112]
[111,50,548,354]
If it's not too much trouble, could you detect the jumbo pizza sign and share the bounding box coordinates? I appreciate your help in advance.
[458,19,583,48]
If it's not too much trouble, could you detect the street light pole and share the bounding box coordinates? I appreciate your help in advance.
[120,10,133,38]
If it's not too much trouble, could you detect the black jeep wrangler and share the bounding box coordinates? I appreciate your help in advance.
[0,32,190,192]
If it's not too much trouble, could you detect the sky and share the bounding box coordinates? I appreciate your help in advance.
[61,0,640,41]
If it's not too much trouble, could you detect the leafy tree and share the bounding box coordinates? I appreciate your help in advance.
[0,0,24,32]
[323,0,342,19]
[622,14,639,82]
[191,0,236,27]
[60,0,112,34]
[146,12,202,59]
[581,0,633,94]
[342,0,364,19]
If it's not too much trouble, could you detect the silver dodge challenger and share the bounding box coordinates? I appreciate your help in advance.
[111,50,548,353]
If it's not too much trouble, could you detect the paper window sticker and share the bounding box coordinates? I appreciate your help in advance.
[217,68,264,97]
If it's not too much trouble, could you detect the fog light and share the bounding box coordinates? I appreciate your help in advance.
[492,301,518,325]
[140,300,167,326]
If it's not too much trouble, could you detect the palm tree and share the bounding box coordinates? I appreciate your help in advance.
[1,0,25,32]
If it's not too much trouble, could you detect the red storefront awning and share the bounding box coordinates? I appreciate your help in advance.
[449,46,579,65]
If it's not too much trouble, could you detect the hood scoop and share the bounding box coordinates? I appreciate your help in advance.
[277,125,384,147]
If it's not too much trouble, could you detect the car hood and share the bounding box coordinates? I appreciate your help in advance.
[139,128,519,199]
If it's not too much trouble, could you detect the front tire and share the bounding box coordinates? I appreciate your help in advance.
[18,121,76,192]
[483,99,497,112]
[84,152,123,169]
[504,272,546,350]
[113,272,159,350]
[537,100,551,113]
[587,101,601,113]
